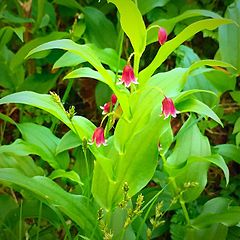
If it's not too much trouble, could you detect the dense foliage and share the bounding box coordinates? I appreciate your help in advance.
[0,0,240,239]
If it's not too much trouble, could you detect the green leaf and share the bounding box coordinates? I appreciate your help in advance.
[64,67,130,119]
[175,98,222,126]
[169,154,228,202]
[203,70,236,92]
[49,169,83,185]
[0,91,72,129]
[167,115,211,167]
[10,31,69,69]
[140,18,233,83]
[230,91,240,103]
[26,39,104,71]
[187,59,236,72]
[147,9,222,45]
[22,200,61,229]
[53,46,126,72]
[17,123,70,170]
[26,39,130,117]
[138,0,170,15]
[176,46,236,106]
[90,46,126,71]
[108,0,146,56]
[0,152,43,177]
[92,107,165,209]
[191,197,240,228]
[0,112,17,126]
[53,0,82,9]
[0,194,18,221]
[83,7,118,49]
[56,130,81,154]
[173,158,210,202]
[175,89,218,103]
[214,144,240,164]
[233,117,240,134]
[53,51,85,69]
[186,223,228,240]
[236,132,240,147]
[0,139,32,156]
[190,154,229,185]
[142,68,188,96]
[12,26,25,42]
[1,10,33,24]
[219,0,240,70]
[64,67,109,84]
[0,168,100,239]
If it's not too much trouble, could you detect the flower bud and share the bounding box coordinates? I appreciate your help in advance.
[111,94,117,105]
[158,27,167,45]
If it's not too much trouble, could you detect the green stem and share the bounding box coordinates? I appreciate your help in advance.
[19,200,23,240]
[133,53,140,78]
[50,79,74,132]
[136,185,169,240]
[180,197,190,225]
[36,201,43,240]
[33,0,46,33]
[62,79,74,104]
[160,152,167,166]
[83,147,90,200]
[115,24,124,82]
[170,177,190,225]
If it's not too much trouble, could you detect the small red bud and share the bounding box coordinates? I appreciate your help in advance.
[158,27,167,45]
[111,94,117,105]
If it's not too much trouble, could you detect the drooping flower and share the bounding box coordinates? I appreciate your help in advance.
[100,94,118,115]
[111,94,117,105]
[119,65,138,87]
[100,102,111,115]
[158,27,167,45]
[92,127,106,147]
[161,97,178,119]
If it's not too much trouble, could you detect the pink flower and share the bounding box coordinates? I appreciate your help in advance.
[158,27,167,45]
[100,102,111,115]
[111,94,117,105]
[118,65,138,87]
[100,94,118,115]
[162,97,178,119]
[92,127,106,147]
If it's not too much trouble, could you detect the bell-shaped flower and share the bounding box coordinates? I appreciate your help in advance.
[118,65,138,88]
[100,102,111,115]
[162,97,178,119]
[100,94,118,115]
[92,127,106,147]
[158,27,167,45]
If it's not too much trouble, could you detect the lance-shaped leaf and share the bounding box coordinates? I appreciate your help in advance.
[147,9,222,45]
[26,39,130,117]
[108,0,146,56]
[0,91,72,129]
[139,18,233,84]
[0,168,101,239]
